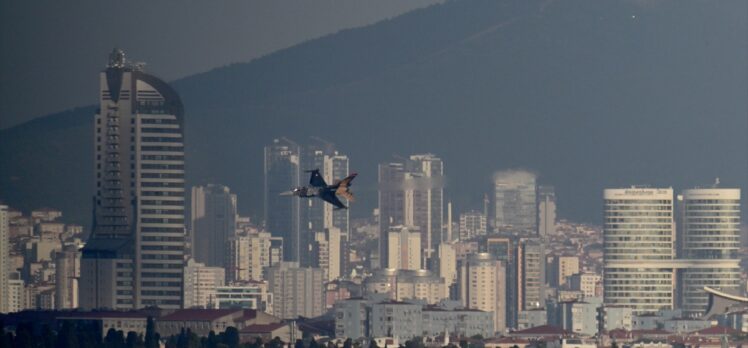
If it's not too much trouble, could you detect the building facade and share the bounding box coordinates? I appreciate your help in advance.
[266,262,324,319]
[264,138,301,262]
[459,210,487,241]
[460,253,507,334]
[493,170,537,233]
[387,225,422,270]
[603,187,675,315]
[191,184,237,267]
[183,258,225,309]
[81,49,186,309]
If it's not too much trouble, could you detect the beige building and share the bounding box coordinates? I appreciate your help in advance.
[387,225,422,270]
[266,262,324,319]
[314,227,341,281]
[554,256,579,287]
[567,272,601,298]
[228,231,283,282]
[460,253,507,334]
[364,269,447,304]
[438,242,457,286]
[184,258,225,309]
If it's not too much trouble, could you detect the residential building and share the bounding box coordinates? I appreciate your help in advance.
[266,262,324,319]
[460,253,507,334]
[567,273,601,298]
[518,238,545,311]
[364,269,447,304]
[551,256,579,288]
[334,298,370,339]
[54,245,80,309]
[183,258,225,309]
[227,231,283,282]
[0,204,8,313]
[422,307,494,338]
[599,306,634,332]
[437,242,457,287]
[215,281,273,314]
[459,211,486,241]
[369,301,423,340]
[81,49,186,310]
[387,225,422,270]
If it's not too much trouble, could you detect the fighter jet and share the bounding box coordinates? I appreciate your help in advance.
[280,169,357,209]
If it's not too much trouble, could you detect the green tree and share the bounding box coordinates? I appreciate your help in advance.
[368,340,379,348]
[206,331,219,348]
[294,339,305,348]
[41,324,56,348]
[223,327,240,348]
[343,339,352,348]
[309,339,320,348]
[145,317,158,348]
[56,321,79,348]
[125,331,142,348]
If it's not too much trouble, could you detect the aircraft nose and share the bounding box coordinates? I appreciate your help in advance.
[279,190,294,196]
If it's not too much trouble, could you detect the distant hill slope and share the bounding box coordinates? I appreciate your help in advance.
[1,0,746,226]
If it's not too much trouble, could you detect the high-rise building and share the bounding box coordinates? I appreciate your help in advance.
[0,204,8,313]
[437,242,457,287]
[81,49,186,310]
[603,187,675,315]
[678,188,741,316]
[493,170,537,233]
[54,245,80,309]
[266,262,324,319]
[227,231,283,282]
[387,225,422,270]
[378,155,444,267]
[538,185,556,237]
[191,184,237,267]
[459,210,487,241]
[264,138,301,262]
[183,258,225,309]
[299,141,350,271]
[313,228,341,281]
[459,253,507,334]
[517,238,545,311]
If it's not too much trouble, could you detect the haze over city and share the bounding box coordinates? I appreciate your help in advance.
[1,1,747,347]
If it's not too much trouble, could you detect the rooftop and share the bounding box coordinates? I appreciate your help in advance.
[159,309,241,321]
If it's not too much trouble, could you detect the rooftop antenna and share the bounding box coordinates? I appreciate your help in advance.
[713,177,720,188]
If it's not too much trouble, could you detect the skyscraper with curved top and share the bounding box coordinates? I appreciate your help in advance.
[80,49,186,309]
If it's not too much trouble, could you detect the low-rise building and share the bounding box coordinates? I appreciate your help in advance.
[157,309,280,337]
[216,281,273,314]
[369,301,422,341]
[517,309,548,330]
[57,311,150,337]
[240,322,292,343]
[421,307,493,338]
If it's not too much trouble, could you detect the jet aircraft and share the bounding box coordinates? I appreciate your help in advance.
[280,169,357,209]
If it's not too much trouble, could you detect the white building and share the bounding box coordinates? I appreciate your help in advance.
[603,187,674,315]
[679,188,741,316]
[437,242,457,286]
[81,49,186,309]
[215,281,273,314]
[314,228,341,281]
[183,258,225,309]
[567,273,601,298]
[227,231,283,282]
[387,225,422,270]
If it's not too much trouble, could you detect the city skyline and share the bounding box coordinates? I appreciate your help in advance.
[1,1,747,346]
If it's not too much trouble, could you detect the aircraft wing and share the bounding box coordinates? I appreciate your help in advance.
[319,190,347,209]
[307,169,327,187]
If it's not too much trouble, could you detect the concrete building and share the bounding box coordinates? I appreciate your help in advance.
[227,231,283,283]
[191,184,237,267]
[437,242,457,287]
[7,272,25,312]
[264,138,301,262]
[603,187,675,315]
[599,305,634,332]
[266,262,324,319]
[364,269,448,304]
[422,307,494,338]
[183,258,225,309]
[157,308,280,337]
[567,273,601,298]
[551,256,579,288]
[493,170,537,233]
[678,188,742,316]
[459,211,486,241]
[518,239,545,311]
[387,225,422,270]
[313,228,341,281]
[379,155,444,267]
[369,301,423,340]
[0,205,8,313]
[517,309,548,330]
[54,245,80,309]
[334,298,370,339]
[538,186,557,237]
[215,281,273,314]
[460,253,507,334]
[549,300,601,337]
[81,49,186,310]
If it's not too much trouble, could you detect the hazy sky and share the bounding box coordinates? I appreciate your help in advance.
[0,0,440,129]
